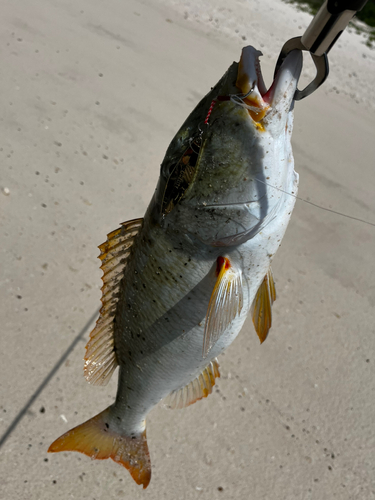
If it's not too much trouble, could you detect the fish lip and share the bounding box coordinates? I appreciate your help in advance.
[236,46,302,120]
[262,50,303,110]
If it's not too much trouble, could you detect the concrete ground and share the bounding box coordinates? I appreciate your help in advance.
[1,1,374,499]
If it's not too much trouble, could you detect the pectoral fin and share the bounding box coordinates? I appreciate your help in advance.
[252,268,276,344]
[203,257,243,358]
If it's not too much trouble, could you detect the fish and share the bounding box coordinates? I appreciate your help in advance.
[48,45,302,488]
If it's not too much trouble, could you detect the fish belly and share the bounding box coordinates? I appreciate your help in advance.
[111,222,242,424]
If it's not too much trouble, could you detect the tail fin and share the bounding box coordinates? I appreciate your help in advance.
[48,407,151,488]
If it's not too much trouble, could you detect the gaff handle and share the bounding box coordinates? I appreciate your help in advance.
[301,0,368,56]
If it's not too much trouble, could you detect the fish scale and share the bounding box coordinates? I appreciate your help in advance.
[48,46,302,488]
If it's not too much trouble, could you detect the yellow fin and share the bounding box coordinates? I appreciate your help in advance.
[163,358,220,409]
[84,218,143,385]
[48,406,151,488]
[252,268,276,344]
[203,257,243,358]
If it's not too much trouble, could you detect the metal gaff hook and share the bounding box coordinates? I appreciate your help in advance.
[274,37,329,101]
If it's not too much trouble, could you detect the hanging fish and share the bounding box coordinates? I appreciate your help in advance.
[48,46,302,488]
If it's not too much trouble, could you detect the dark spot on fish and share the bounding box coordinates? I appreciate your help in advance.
[105,423,109,429]
[218,487,224,492]
[132,436,136,439]
[142,283,146,289]
[180,275,182,278]
[44,458,48,462]
[127,386,133,391]
[128,351,132,357]
[114,345,118,351]
[39,406,45,413]
[158,267,162,271]
[127,406,132,409]
[152,300,156,303]
[137,333,140,337]
[142,337,145,341]
[134,270,138,274]
[140,350,143,354]
[117,416,121,421]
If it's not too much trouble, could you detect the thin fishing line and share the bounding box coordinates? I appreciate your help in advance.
[254,177,375,228]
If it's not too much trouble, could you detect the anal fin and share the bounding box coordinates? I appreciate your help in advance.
[203,256,243,358]
[163,358,220,410]
[84,218,143,386]
[252,267,276,344]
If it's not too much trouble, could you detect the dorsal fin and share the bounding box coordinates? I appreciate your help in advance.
[84,218,143,385]
[163,359,220,410]
[252,267,276,344]
[202,256,243,358]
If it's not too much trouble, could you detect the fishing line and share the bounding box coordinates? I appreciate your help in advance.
[201,96,374,228]
[253,177,375,228]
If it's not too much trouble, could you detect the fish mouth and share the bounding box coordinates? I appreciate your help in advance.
[236,46,302,123]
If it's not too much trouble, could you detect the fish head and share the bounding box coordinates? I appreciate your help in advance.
[151,46,302,246]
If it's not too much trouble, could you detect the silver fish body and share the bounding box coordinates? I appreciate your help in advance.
[49,46,302,488]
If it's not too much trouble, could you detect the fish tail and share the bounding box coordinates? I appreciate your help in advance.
[48,406,151,488]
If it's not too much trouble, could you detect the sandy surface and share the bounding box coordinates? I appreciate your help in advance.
[0,0,374,499]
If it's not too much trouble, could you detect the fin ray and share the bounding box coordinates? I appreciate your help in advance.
[203,257,243,358]
[48,406,151,488]
[163,359,221,410]
[84,218,143,386]
[252,267,276,344]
